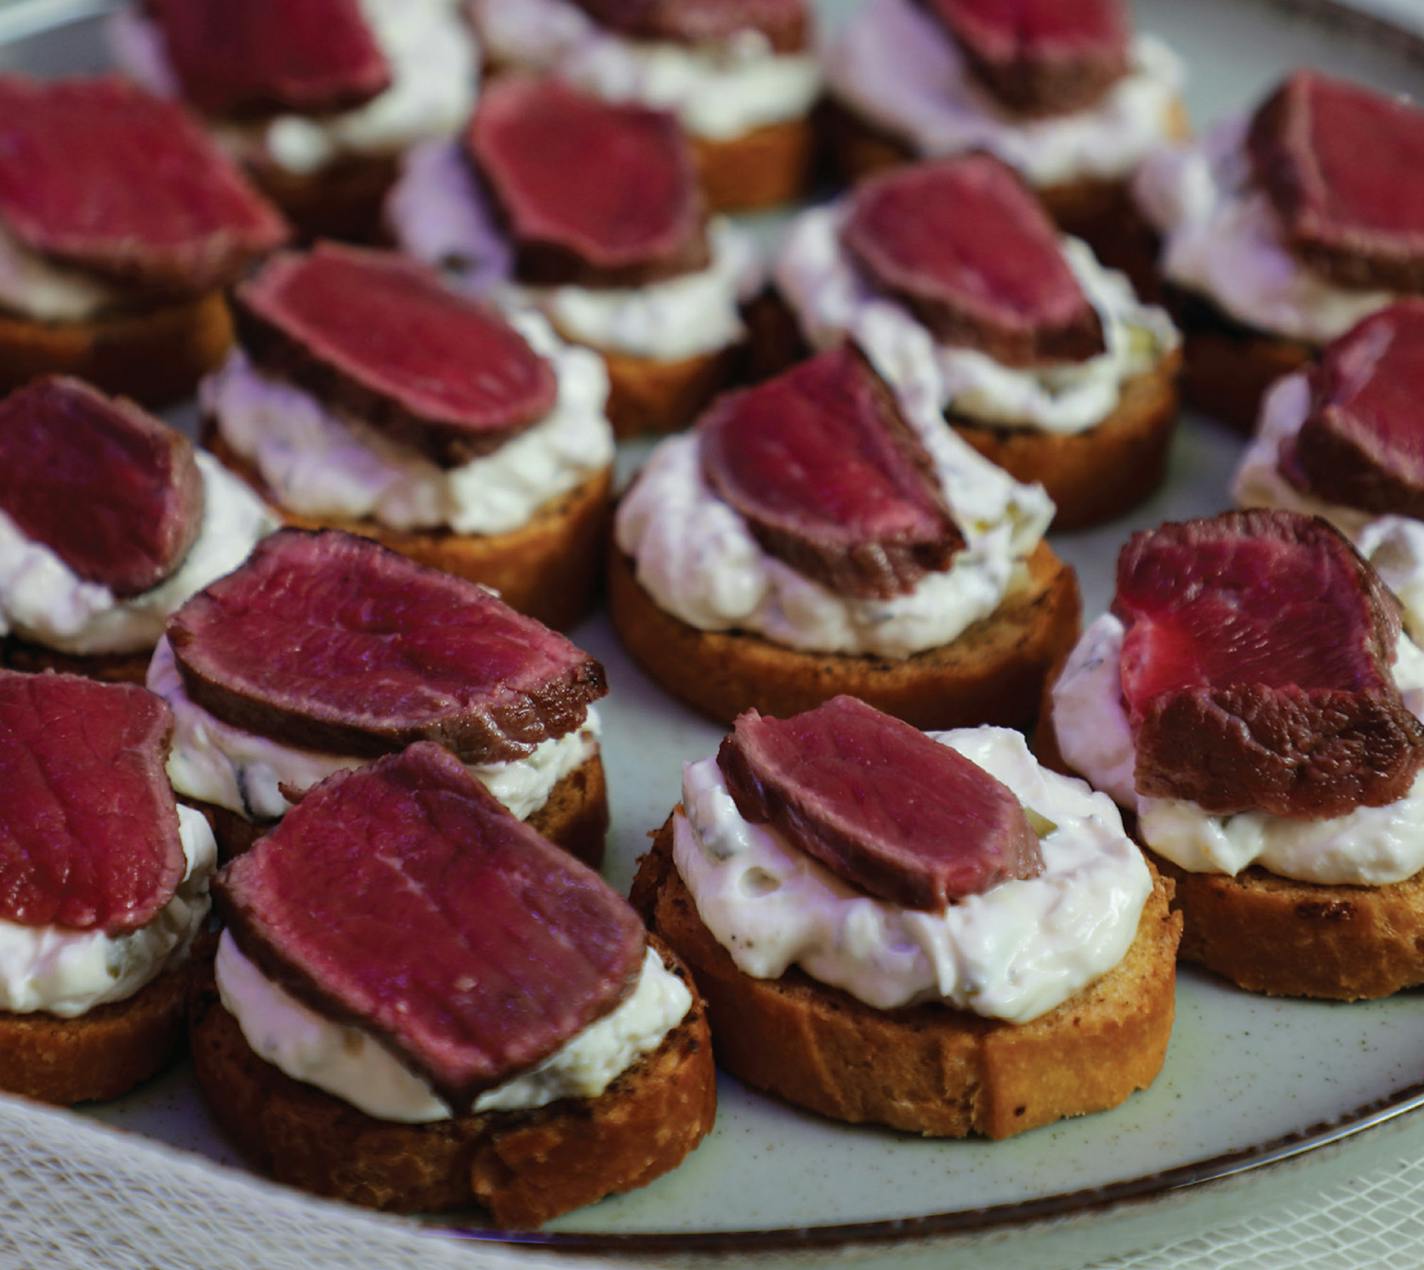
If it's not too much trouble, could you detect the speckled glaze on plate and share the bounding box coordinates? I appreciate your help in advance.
[3,0,1421,1256]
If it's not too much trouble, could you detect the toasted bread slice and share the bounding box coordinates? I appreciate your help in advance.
[0,292,233,408]
[633,821,1179,1138]
[598,340,744,439]
[822,98,1191,287]
[250,153,399,245]
[1037,691,1424,999]
[692,116,818,214]
[608,540,1081,729]
[186,752,610,868]
[953,350,1182,531]
[206,425,612,630]
[188,934,716,1227]
[0,961,194,1105]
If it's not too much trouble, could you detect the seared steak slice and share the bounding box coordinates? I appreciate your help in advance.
[842,156,1105,367]
[699,346,963,600]
[568,0,809,53]
[146,0,391,117]
[216,743,644,1109]
[921,0,1129,116]
[1114,509,1424,818]
[717,696,1042,910]
[0,671,186,934]
[167,530,605,763]
[467,78,709,288]
[1248,71,1424,293]
[0,377,203,597]
[0,76,287,296]
[1288,302,1424,518]
[234,244,558,467]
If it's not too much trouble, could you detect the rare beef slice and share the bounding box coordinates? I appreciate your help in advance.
[0,671,187,934]
[717,696,1042,910]
[0,377,203,597]
[147,0,391,117]
[921,0,1129,116]
[234,244,558,466]
[167,530,606,763]
[568,0,808,52]
[699,345,964,599]
[0,76,288,296]
[216,742,645,1108]
[1248,70,1424,293]
[1114,509,1424,818]
[467,77,709,288]
[842,155,1105,367]
[1287,302,1424,518]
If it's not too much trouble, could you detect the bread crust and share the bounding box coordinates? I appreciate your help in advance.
[608,539,1081,729]
[822,97,1191,283]
[692,116,818,214]
[206,425,612,630]
[953,350,1182,531]
[0,961,193,1105]
[632,821,1180,1138]
[188,935,717,1226]
[0,292,233,408]
[1,640,152,684]
[599,339,743,439]
[1037,690,1424,999]
[249,154,400,245]
[187,752,610,867]
[1164,287,1316,433]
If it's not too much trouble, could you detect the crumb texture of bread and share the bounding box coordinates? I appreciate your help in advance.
[953,353,1182,531]
[633,822,1180,1138]
[1038,691,1424,1000]
[188,936,717,1227]
[1,640,153,684]
[187,753,610,866]
[0,963,192,1105]
[601,341,743,439]
[609,540,1081,729]
[693,116,818,214]
[207,425,612,630]
[0,293,233,408]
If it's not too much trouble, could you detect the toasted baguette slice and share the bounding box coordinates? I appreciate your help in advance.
[188,752,610,868]
[599,339,744,439]
[1163,286,1315,433]
[953,351,1182,531]
[633,821,1179,1138]
[0,961,194,1105]
[692,116,818,213]
[1037,691,1424,999]
[608,540,1081,729]
[0,293,233,408]
[250,153,399,245]
[822,98,1191,283]
[2,639,152,684]
[188,935,716,1227]
[206,425,611,631]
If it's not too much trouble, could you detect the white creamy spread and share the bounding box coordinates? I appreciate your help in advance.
[0,224,128,324]
[614,341,1053,657]
[216,936,691,1123]
[110,0,479,176]
[775,203,1179,435]
[824,0,1183,187]
[673,727,1152,1023]
[1235,372,1424,642]
[1052,612,1424,886]
[387,139,765,363]
[202,310,614,536]
[0,453,277,658]
[146,636,600,824]
[0,805,216,1018]
[1133,116,1398,345]
[468,0,821,141]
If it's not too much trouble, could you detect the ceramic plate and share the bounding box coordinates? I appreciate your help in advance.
[3,0,1422,1254]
